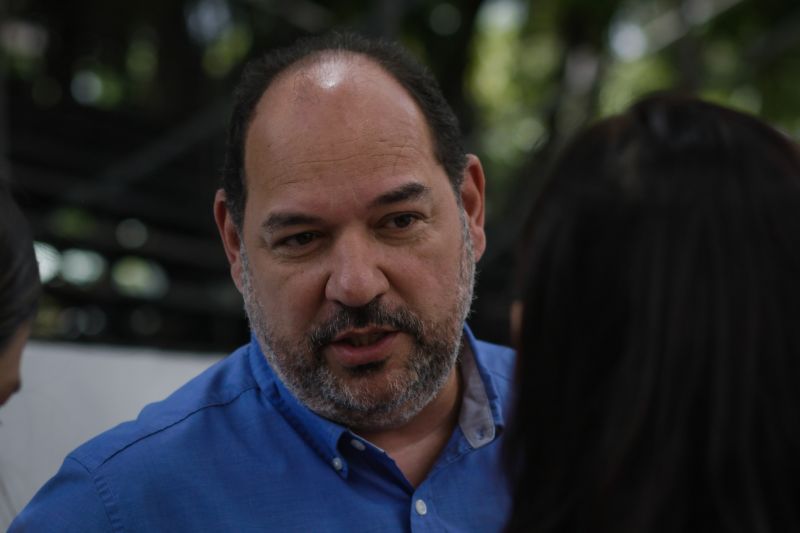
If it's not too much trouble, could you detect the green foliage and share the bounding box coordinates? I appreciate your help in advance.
[599,55,676,115]
[466,0,800,221]
[6,0,800,217]
[202,23,253,78]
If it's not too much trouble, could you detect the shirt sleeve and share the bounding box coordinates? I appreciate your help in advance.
[9,456,115,532]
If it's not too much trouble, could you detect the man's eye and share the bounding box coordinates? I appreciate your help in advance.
[281,232,316,247]
[387,214,418,229]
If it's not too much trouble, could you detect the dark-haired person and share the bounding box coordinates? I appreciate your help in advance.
[0,184,40,408]
[12,33,515,531]
[505,94,800,533]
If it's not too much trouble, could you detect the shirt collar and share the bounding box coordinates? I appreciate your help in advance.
[459,326,500,448]
[247,338,349,477]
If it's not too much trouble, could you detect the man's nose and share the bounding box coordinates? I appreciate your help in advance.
[324,232,390,308]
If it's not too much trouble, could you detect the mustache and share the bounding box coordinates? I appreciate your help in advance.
[308,300,424,350]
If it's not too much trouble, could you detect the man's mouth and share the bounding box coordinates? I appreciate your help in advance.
[334,330,391,347]
[326,328,399,367]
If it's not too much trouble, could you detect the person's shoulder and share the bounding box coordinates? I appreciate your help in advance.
[68,342,262,472]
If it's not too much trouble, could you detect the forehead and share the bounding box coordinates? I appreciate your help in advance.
[243,55,444,201]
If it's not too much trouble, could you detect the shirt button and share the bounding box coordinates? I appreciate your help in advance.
[415,499,428,516]
[350,439,366,451]
[331,457,343,471]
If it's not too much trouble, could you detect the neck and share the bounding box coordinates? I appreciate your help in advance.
[357,364,462,487]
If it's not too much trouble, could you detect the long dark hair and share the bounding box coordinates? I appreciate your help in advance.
[0,182,40,351]
[506,94,800,533]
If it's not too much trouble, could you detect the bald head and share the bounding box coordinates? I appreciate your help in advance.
[259,52,423,129]
[221,32,466,229]
[245,54,438,192]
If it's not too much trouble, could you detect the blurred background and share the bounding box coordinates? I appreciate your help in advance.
[1,0,800,521]
[3,0,800,350]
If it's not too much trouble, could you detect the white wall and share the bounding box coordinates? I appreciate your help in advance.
[0,340,223,529]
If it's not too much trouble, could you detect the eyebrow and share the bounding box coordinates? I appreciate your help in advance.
[368,182,431,208]
[262,213,324,234]
[261,182,432,235]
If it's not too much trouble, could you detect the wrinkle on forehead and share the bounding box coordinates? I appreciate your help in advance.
[252,123,431,197]
[263,140,428,197]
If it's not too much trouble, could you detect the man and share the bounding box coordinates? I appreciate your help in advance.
[12,33,514,531]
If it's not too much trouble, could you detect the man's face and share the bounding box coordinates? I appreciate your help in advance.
[216,56,486,431]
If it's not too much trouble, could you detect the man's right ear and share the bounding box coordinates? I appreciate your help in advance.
[213,189,244,293]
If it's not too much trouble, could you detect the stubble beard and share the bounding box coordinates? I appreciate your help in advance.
[239,215,476,431]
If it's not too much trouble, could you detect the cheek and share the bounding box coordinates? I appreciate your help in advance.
[242,230,325,329]
[388,236,465,311]
[252,260,327,329]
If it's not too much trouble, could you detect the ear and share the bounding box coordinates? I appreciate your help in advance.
[460,154,487,261]
[213,189,245,293]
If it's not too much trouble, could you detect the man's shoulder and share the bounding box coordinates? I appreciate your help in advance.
[68,343,264,472]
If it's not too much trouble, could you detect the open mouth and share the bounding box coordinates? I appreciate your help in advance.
[335,330,391,347]
[327,328,399,367]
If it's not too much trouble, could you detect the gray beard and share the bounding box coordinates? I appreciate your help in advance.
[240,215,476,431]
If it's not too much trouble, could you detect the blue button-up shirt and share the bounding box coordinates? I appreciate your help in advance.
[11,326,515,532]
